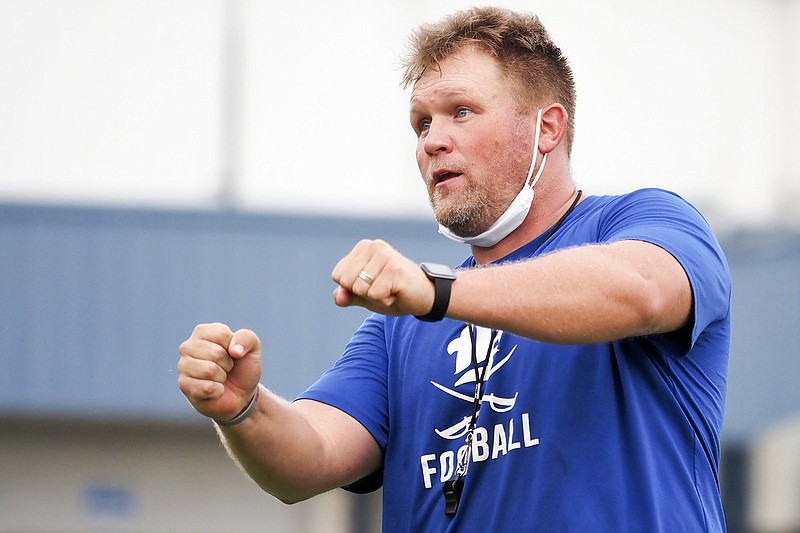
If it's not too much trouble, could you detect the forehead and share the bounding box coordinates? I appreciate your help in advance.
[410,48,506,108]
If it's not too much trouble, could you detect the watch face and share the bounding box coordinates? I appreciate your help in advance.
[420,262,457,280]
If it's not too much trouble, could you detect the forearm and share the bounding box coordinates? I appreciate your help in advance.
[216,389,379,504]
[448,241,691,344]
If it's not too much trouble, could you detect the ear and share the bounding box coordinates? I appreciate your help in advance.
[537,103,568,155]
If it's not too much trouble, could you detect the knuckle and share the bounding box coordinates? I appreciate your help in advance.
[207,343,229,361]
[354,239,372,253]
[177,375,199,399]
[178,338,200,356]
[196,361,223,381]
[200,380,221,398]
[369,239,389,255]
[192,322,230,339]
[178,376,221,404]
[191,323,209,336]
[235,328,255,341]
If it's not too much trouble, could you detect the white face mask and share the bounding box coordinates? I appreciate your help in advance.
[438,109,548,248]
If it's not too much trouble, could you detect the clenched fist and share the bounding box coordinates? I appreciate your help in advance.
[331,239,436,317]
[177,323,262,422]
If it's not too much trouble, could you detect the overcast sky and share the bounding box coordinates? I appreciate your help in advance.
[1,0,798,232]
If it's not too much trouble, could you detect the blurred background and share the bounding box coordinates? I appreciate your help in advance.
[0,0,798,531]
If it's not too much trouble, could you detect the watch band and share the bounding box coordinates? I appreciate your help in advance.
[415,263,456,322]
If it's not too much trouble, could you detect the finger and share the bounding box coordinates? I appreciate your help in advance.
[333,286,353,308]
[331,239,374,285]
[177,353,229,383]
[361,252,410,306]
[373,293,399,309]
[334,285,400,316]
[179,337,234,372]
[351,261,385,298]
[349,243,396,296]
[229,329,261,359]
[177,374,225,404]
[334,286,368,309]
[334,239,397,290]
[333,241,410,310]
[190,322,234,348]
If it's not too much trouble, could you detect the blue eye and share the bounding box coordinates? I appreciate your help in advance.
[456,108,471,118]
[419,119,431,132]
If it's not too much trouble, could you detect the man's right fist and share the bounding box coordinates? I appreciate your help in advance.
[177,323,262,422]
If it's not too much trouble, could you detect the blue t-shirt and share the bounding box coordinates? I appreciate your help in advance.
[299,189,731,532]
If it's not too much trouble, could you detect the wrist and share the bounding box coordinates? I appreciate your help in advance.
[415,262,456,322]
[214,385,262,427]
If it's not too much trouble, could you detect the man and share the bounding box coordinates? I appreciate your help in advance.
[178,7,731,531]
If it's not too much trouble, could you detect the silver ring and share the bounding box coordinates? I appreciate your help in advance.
[358,270,374,285]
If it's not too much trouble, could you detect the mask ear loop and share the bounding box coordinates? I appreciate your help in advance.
[525,108,548,190]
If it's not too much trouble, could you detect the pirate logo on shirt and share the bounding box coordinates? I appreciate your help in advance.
[419,325,539,490]
[430,325,518,440]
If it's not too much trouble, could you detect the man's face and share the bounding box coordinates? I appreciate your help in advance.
[409,47,536,237]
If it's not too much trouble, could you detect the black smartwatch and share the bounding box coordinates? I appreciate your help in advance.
[415,262,457,322]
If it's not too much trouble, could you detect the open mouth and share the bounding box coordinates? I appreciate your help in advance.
[434,170,462,185]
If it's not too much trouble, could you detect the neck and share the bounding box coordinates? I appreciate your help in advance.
[471,185,582,265]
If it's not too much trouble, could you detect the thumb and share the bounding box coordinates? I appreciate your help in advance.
[333,286,358,308]
[228,329,261,359]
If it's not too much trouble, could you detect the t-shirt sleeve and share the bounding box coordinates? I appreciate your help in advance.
[597,188,731,353]
[296,313,391,451]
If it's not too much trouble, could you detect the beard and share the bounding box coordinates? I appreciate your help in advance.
[429,173,521,238]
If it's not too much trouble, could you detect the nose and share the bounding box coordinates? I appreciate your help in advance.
[422,119,453,157]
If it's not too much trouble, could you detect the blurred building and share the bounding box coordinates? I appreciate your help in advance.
[1,204,799,532]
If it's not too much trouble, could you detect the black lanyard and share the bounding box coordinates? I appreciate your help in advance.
[442,190,582,517]
[532,189,582,254]
[442,326,498,516]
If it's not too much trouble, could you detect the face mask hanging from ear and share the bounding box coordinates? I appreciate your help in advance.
[438,109,548,248]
